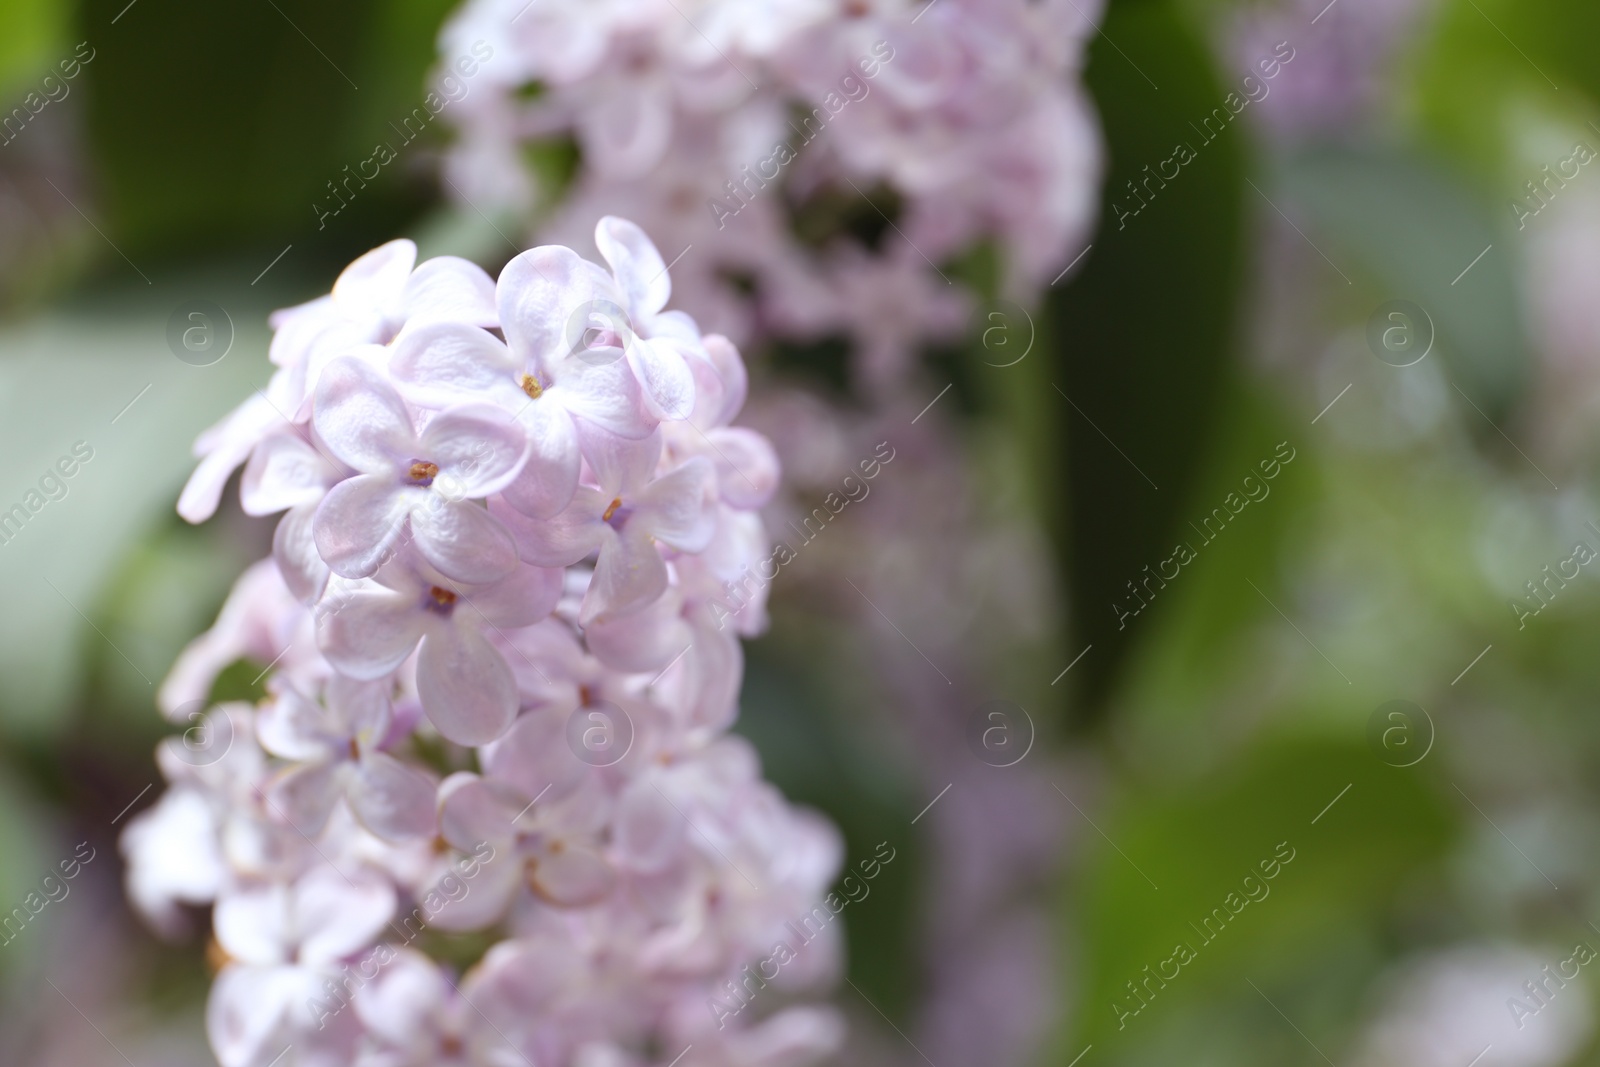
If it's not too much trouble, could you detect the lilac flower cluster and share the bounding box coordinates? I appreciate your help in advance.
[427,4,1108,1065]
[438,0,1102,394]
[122,220,845,1067]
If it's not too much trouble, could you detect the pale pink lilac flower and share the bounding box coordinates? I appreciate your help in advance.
[501,430,718,624]
[430,3,1108,1065]
[311,355,528,583]
[178,241,498,525]
[127,223,841,1067]
[257,677,437,842]
[316,551,560,744]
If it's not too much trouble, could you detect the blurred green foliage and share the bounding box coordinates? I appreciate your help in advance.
[1071,739,1454,1055]
[6,0,1600,1063]
[80,0,458,264]
[1048,0,1248,725]
[1276,145,1528,416]
[0,0,70,93]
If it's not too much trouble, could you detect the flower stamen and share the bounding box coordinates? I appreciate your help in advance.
[426,586,458,614]
[519,373,544,399]
[408,461,440,486]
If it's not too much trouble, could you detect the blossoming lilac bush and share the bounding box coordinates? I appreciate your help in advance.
[430,4,1104,1064]
[121,219,845,1067]
[440,0,1103,391]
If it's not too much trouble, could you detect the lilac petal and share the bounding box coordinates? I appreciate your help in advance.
[266,760,342,838]
[294,865,396,965]
[583,525,668,624]
[241,433,339,516]
[178,394,282,523]
[403,255,497,326]
[549,350,653,439]
[273,504,330,605]
[595,216,671,318]
[649,308,707,351]
[499,404,581,519]
[331,673,391,735]
[581,426,661,497]
[696,333,748,429]
[331,238,416,320]
[529,844,614,906]
[637,457,717,552]
[313,357,417,473]
[626,334,696,422]
[497,488,606,567]
[437,771,520,850]
[352,949,447,1047]
[704,427,780,509]
[481,709,588,805]
[468,562,563,629]
[579,90,671,180]
[350,753,437,841]
[207,964,301,1067]
[497,245,613,373]
[416,623,519,745]
[584,588,690,672]
[267,294,335,365]
[390,320,518,404]
[214,884,292,965]
[614,778,685,873]
[313,474,414,580]
[418,403,529,497]
[410,499,519,584]
[256,688,337,761]
[316,582,426,680]
[424,857,521,933]
[683,623,742,733]
[730,1007,846,1067]
[469,938,582,1018]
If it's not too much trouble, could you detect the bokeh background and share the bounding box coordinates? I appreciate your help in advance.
[4,0,1600,1065]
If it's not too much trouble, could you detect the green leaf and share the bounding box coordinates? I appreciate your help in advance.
[0,280,271,739]
[1066,737,1455,1053]
[1413,0,1600,178]
[0,0,70,96]
[1046,0,1249,724]
[79,0,457,259]
[1274,145,1528,416]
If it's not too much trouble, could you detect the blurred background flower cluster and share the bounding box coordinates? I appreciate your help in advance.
[4,0,1600,1064]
